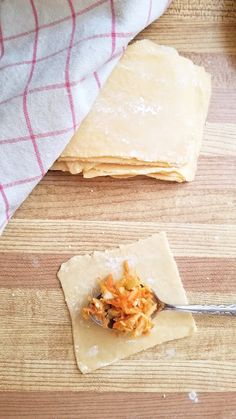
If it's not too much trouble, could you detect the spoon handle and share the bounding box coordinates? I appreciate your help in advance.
[165,304,236,315]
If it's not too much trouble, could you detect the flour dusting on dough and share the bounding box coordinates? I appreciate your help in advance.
[145,277,156,286]
[104,256,123,276]
[60,264,69,272]
[129,96,162,115]
[121,138,130,144]
[88,345,99,357]
[104,255,137,276]
[126,255,138,268]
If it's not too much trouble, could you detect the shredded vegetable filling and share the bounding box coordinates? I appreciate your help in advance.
[82,261,163,337]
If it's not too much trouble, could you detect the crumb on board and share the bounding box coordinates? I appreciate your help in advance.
[165,348,176,358]
[188,391,199,403]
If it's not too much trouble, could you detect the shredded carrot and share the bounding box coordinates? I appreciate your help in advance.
[82,261,163,337]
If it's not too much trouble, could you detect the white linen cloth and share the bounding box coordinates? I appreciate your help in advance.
[0,0,170,233]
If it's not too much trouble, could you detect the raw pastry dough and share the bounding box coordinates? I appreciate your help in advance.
[58,233,196,373]
[52,40,211,182]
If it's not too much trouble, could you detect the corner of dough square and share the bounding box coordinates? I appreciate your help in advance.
[58,233,196,373]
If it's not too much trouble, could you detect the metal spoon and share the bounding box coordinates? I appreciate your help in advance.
[89,292,236,328]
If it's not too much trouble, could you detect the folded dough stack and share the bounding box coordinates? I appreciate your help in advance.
[53,40,211,182]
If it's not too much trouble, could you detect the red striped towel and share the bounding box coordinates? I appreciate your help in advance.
[0,0,170,233]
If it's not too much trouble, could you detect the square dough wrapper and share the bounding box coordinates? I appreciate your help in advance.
[58,233,196,374]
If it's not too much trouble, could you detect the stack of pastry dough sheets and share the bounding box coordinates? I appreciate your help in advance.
[53,40,211,182]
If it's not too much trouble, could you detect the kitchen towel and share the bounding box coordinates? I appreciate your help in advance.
[0,0,170,233]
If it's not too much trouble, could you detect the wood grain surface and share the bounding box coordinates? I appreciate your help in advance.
[1,0,236,417]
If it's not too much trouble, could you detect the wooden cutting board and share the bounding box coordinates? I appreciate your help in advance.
[1,1,236,417]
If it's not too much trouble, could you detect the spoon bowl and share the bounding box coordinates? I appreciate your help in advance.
[89,289,236,330]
